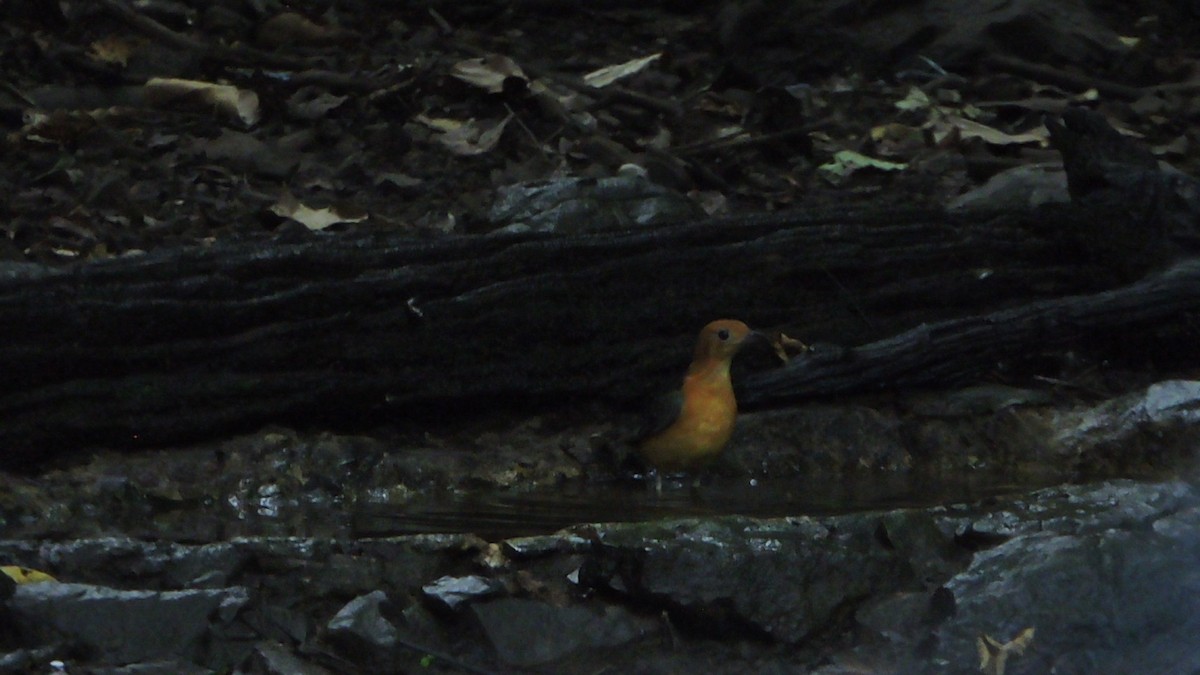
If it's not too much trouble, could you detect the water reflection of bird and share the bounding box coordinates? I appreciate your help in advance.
[635,320,765,489]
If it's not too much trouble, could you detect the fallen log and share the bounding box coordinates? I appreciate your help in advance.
[0,204,1113,467]
[742,258,1200,405]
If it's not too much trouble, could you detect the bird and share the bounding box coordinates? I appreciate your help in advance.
[635,319,764,488]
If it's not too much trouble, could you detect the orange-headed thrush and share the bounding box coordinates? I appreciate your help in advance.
[636,320,763,473]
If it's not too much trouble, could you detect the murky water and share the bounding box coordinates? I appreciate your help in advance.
[351,471,1047,540]
[5,470,1080,543]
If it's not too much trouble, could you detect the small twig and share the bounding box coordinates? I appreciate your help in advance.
[96,0,317,71]
[96,0,208,51]
[393,634,499,675]
[1031,375,1109,399]
[284,68,391,92]
[0,80,36,107]
[505,102,551,160]
[984,54,1143,100]
[674,118,834,156]
[427,8,454,34]
[661,610,680,650]
[1144,79,1200,95]
[590,81,683,119]
[988,54,1200,98]
[681,157,732,191]
[102,0,393,92]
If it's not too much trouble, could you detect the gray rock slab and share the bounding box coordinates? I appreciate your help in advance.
[9,583,248,666]
[581,513,921,643]
[326,590,398,652]
[471,597,651,666]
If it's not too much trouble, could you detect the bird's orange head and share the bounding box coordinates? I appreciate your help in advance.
[691,319,759,363]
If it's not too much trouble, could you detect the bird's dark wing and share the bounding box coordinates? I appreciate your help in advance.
[633,389,684,442]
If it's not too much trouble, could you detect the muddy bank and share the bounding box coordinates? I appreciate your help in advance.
[4,378,1196,541]
[2,379,1199,672]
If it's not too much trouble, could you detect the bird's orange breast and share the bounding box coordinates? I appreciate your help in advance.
[637,363,737,471]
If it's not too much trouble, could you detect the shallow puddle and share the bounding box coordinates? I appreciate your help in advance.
[350,471,1050,540]
[2,468,1109,542]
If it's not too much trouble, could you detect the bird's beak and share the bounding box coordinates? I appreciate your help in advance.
[745,330,773,350]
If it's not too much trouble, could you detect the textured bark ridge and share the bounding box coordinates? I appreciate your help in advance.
[1,109,1197,467]
[742,259,1200,405]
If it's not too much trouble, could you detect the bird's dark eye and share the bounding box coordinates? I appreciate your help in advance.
[717,328,730,341]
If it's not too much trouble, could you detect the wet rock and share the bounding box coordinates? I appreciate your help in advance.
[422,574,503,612]
[806,480,1200,673]
[948,164,1069,212]
[0,477,1195,673]
[470,597,651,667]
[0,646,62,673]
[938,480,1199,543]
[721,0,1123,82]
[298,553,387,598]
[934,513,1200,674]
[0,538,243,590]
[392,600,445,646]
[326,590,398,656]
[346,537,457,590]
[87,659,211,674]
[8,583,249,667]
[878,511,964,585]
[488,174,703,234]
[244,640,334,675]
[502,533,589,558]
[239,603,311,645]
[580,514,919,643]
[733,405,909,475]
[932,0,1122,67]
[737,380,1200,480]
[165,542,242,588]
[855,590,941,642]
[33,537,174,584]
[1057,380,1200,469]
[907,385,1055,418]
[1152,499,1200,539]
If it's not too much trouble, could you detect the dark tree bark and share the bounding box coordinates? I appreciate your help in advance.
[742,259,1200,405]
[0,200,1157,468]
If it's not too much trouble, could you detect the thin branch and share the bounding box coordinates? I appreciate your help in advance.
[742,259,1200,404]
[96,0,319,71]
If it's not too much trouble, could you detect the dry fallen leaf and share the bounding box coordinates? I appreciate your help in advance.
[818,150,907,185]
[771,332,810,363]
[145,78,261,126]
[417,114,513,156]
[257,12,353,48]
[583,53,662,88]
[894,86,932,111]
[934,115,1048,147]
[270,191,367,231]
[89,35,139,66]
[451,54,527,93]
[476,542,508,569]
[977,627,1035,675]
[870,122,926,157]
[1,566,58,584]
[286,87,348,121]
[198,129,299,177]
